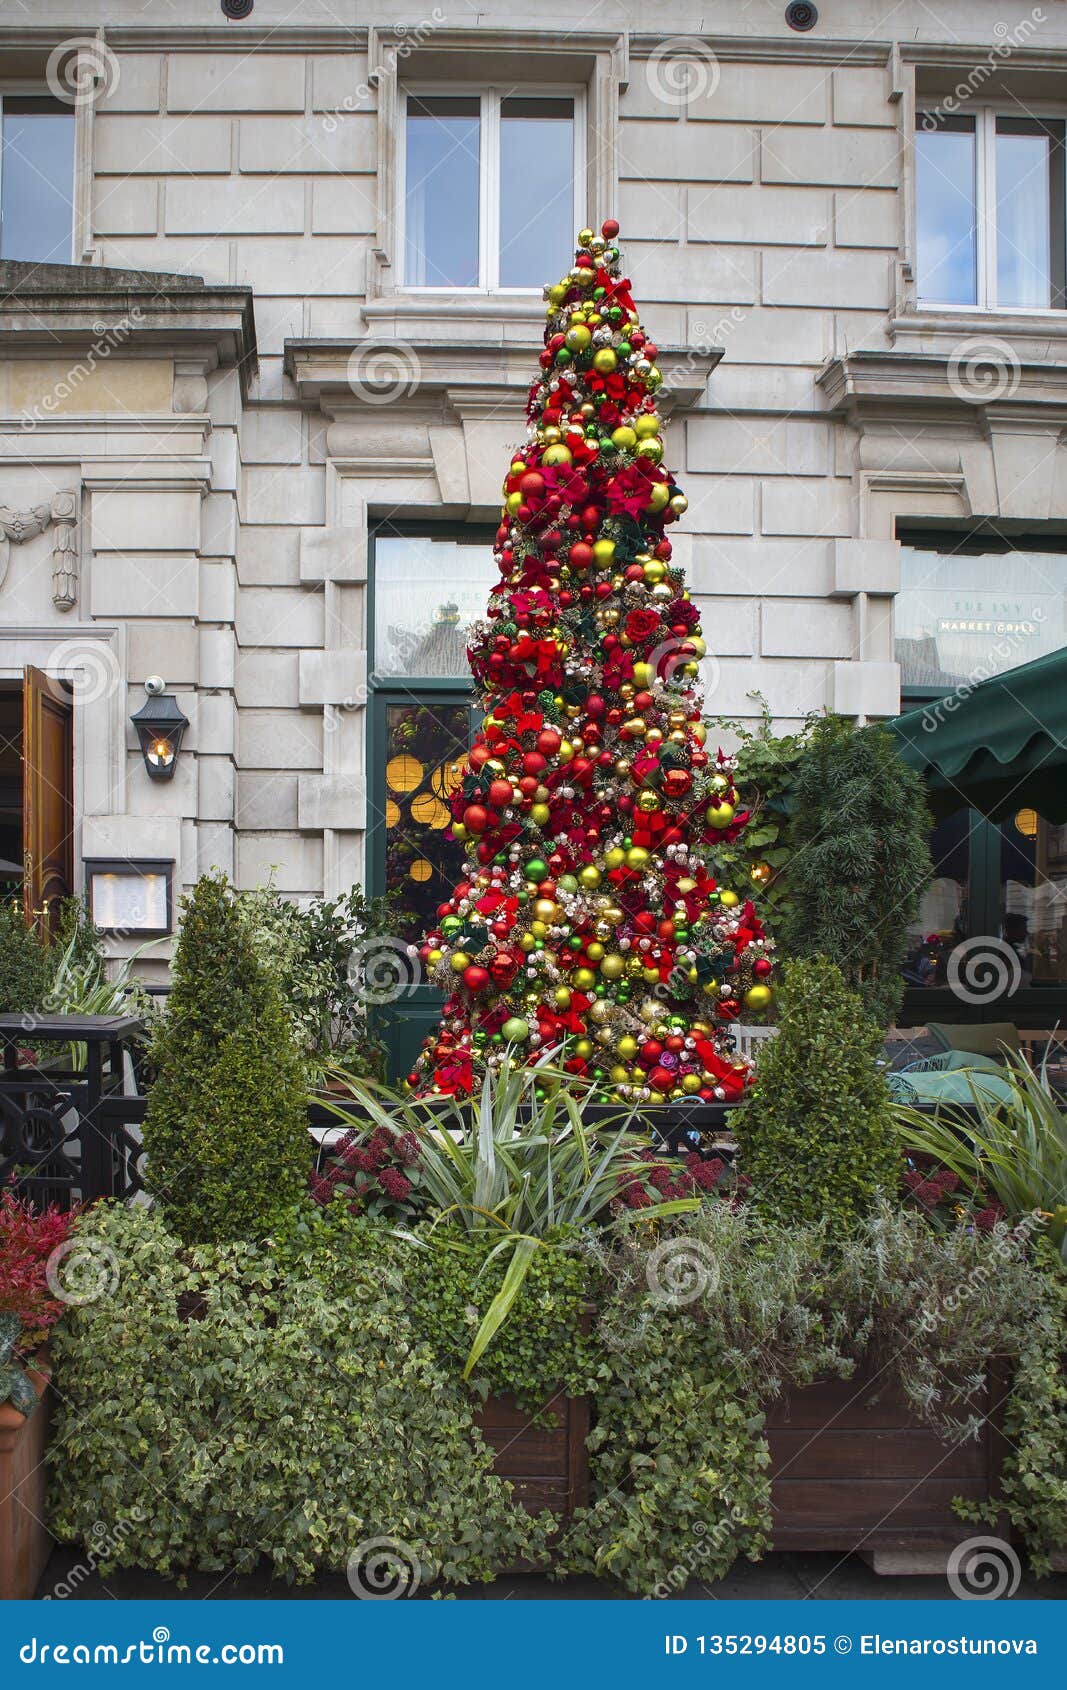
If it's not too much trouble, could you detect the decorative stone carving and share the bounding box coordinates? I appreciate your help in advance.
[0,491,79,609]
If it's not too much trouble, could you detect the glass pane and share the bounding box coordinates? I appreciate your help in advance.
[915,117,977,305]
[381,700,471,946]
[0,99,74,264]
[374,534,495,678]
[1000,812,1067,987]
[903,809,973,989]
[996,120,1052,309]
[895,545,1067,689]
[404,95,480,286]
[499,96,574,288]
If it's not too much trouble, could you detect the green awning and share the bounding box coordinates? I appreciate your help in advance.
[889,646,1067,823]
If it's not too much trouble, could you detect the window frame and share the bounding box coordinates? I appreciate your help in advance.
[915,101,1067,314]
[0,89,77,266]
[396,80,585,294]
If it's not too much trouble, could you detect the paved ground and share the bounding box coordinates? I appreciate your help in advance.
[35,1546,1067,1602]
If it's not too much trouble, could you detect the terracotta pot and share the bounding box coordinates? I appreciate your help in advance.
[0,1348,52,1600]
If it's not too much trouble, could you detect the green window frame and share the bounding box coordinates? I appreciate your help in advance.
[365,523,496,1081]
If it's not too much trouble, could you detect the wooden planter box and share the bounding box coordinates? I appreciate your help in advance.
[474,1385,590,1519]
[767,1356,1009,1572]
[0,1351,52,1600]
[472,1354,1009,1574]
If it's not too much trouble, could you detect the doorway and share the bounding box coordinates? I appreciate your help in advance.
[0,667,74,929]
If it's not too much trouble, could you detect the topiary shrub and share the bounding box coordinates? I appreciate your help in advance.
[142,872,309,1244]
[774,717,932,1028]
[738,956,899,1232]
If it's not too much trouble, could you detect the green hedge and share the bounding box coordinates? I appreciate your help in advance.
[50,1197,1067,1592]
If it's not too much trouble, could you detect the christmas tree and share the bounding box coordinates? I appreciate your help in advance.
[409,221,773,1105]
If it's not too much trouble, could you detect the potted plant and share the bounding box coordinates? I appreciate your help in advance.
[0,1192,72,1599]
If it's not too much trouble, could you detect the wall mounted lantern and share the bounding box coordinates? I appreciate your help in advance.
[130,677,188,782]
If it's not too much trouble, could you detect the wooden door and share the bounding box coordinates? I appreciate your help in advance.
[22,665,73,931]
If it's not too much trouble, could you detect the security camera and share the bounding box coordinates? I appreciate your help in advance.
[144,676,166,697]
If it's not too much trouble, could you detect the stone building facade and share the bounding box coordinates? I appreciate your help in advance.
[1,1,1066,983]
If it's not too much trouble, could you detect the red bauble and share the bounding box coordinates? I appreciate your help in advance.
[463,804,489,834]
[568,542,593,571]
[753,957,773,978]
[487,778,514,808]
[519,471,545,499]
[639,1039,663,1067]
[602,218,620,238]
[717,998,741,1022]
[649,1066,674,1094]
[537,728,562,756]
[462,964,490,993]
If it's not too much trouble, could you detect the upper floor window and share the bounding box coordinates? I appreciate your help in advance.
[401,88,578,290]
[0,95,74,264]
[916,109,1065,310]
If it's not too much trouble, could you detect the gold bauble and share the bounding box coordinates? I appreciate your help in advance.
[530,803,551,826]
[617,1035,638,1060]
[533,898,559,922]
[542,443,573,466]
[642,559,667,585]
[706,802,736,829]
[579,865,601,889]
[636,790,661,813]
[592,347,618,374]
[592,538,616,566]
[554,986,572,1009]
[520,932,537,952]
[599,953,625,980]
[586,941,605,963]
[745,984,773,1011]
[572,968,597,991]
[605,847,626,868]
[668,493,688,516]
[626,845,650,870]
[636,438,663,463]
[577,227,595,246]
[611,425,637,450]
[681,1073,702,1095]
[450,952,470,972]
[634,413,660,439]
[588,998,611,1023]
[719,890,740,909]
[574,1038,594,1060]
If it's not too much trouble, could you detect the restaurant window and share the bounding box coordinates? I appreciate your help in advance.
[916,108,1066,310]
[0,96,75,264]
[894,529,1067,691]
[368,529,496,1079]
[401,89,578,289]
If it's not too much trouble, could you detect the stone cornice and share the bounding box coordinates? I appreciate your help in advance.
[0,263,257,396]
[818,349,1067,425]
[284,338,721,416]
